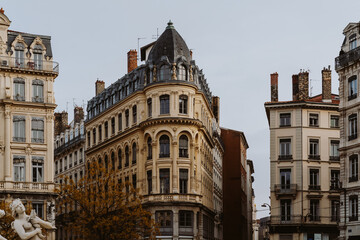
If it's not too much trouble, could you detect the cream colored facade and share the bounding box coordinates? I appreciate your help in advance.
[0,9,58,238]
[265,71,340,240]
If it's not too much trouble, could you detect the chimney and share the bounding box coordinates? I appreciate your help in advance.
[95,80,105,96]
[54,111,68,136]
[74,107,84,123]
[190,50,193,60]
[212,96,220,122]
[322,66,332,102]
[298,71,309,101]
[270,72,278,102]
[127,49,138,73]
[292,74,299,101]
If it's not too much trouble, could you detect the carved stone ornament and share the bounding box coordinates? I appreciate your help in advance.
[25,145,32,155]
[0,144,4,154]
[171,63,177,80]
[152,65,157,82]
[189,65,193,82]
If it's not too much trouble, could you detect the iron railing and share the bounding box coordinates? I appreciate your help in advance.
[335,46,360,71]
[275,184,297,195]
[0,56,59,73]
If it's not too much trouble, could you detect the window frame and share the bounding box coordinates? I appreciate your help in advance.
[279,113,291,127]
[349,114,358,140]
[309,168,320,190]
[309,113,319,127]
[179,95,188,114]
[279,138,292,160]
[159,135,170,158]
[348,75,358,101]
[350,195,358,221]
[160,95,170,115]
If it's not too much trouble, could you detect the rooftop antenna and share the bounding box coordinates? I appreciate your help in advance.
[309,78,320,97]
[152,28,159,40]
[66,101,69,113]
[137,37,146,61]
[73,98,76,107]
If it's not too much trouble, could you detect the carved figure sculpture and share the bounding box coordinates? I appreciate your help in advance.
[0,209,7,240]
[10,199,54,240]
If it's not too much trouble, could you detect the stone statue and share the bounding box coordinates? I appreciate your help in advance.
[10,199,55,240]
[0,209,7,240]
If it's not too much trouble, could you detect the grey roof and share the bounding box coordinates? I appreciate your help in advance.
[7,30,53,58]
[147,21,191,64]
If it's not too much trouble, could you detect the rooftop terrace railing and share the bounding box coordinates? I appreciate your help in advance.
[0,56,59,74]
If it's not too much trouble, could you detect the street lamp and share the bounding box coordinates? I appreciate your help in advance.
[261,203,271,215]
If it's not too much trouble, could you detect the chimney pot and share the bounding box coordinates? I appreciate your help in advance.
[127,49,138,73]
[95,80,105,96]
[322,67,332,102]
[270,73,278,102]
[298,71,309,101]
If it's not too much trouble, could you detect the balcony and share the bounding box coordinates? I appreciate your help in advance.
[309,216,321,222]
[278,155,292,160]
[349,175,358,182]
[142,193,202,204]
[54,135,85,155]
[0,181,55,192]
[308,154,320,160]
[335,46,360,71]
[349,134,357,141]
[330,156,340,162]
[275,184,297,199]
[0,56,59,74]
[31,138,44,144]
[270,215,302,225]
[349,215,358,222]
[13,137,26,142]
[308,185,321,191]
[348,94,357,101]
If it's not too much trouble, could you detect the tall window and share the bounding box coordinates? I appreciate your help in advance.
[279,139,291,160]
[147,170,152,194]
[350,195,358,221]
[179,135,189,158]
[309,169,320,190]
[32,157,44,182]
[13,116,26,142]
[179,211,193,235]
[330,115,339,128]
[159,135,170,158]
[98,125,102,141]
[179,95,188,114]
[349,155,358,182]
[125,110,129,128]
[132,174,137,189]
[159,65,170,81]
[348,76,357,100]
[118,113,122,131]
[147,98,152,117]
[132,143,137,165]
[349,114,358,140]
[111,117,115,135]
[280,199,291,221]
[92,128,96,144]
[13,156,25,182]
[179,169,188,194]
[132,105,137,124]
[160,169,170,194]
[309,139,320,160]
[13,78,25,101]
[147,137,152,160]
[331,200,340,222]
[330,140,340,161]
[104,155,108,172]
[32,80,44,102]
[280,169,291,189]
[15,42,25,68]
[160,95,170,114]
[309,113,319,127]
[350,34,357,50]
[104,121,108,139]
[125,146,129,167]
[280,113,291,127]
[156,211,173,235]
[111,152,115,170]
[87,132,91,147]
[177,65,187,81]
[330,170,340,190]
[118,149,122,169]
[32,203,43,219]
[31,118,44,143]
[33,44,43,70]
[309,199,320,221]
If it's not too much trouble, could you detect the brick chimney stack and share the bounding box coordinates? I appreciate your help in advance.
[54,111,68,137]
[298,71,309,101]
[292,74,299,101]
[270,73,278,102]
[322,66,332,102]
[95,80,105,96]
[74,107,84,123]
[212,96,220,123]
[127,49,138,73]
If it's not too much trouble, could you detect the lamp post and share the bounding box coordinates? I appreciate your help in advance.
[261,203,271,215]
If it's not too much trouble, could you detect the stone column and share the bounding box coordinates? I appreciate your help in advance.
[190,140,195,193]
[4,106,11,180]
[173,209,179,240]
[46,114,54,183]
[152,141,157,193]
[172,139,178,193]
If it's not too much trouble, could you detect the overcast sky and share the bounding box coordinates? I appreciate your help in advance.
[4,0,360,219]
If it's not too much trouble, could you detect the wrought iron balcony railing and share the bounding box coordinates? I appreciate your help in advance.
[275,184,297,197]
[308,185,321,190]
[335,46,360,71]
[270,215,302,224]
[0,56,59,73]
[278,155,292,160]
[308,154,320,160]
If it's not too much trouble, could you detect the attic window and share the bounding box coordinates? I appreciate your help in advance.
[159,65,170,81]
[177,65,187,81]
[350,34,357,50]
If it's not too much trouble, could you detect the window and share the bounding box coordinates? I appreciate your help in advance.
[179,169,188,194]
[111,152,115,170]
[111,117,115,135]
[179,95,188,114]
[13,116,26,142]
[79,148,83,163]
[132,143,137,165]
[13,156,25,182]
[32,203,43,219]
[132,105,137,124]
[330,140,340,161]
[348,76,357,100]
[98,125,102,141]
[309,113,319,127]
[331,200,340,222]
[330,170,340,190]
[279,139,291,160]
[147,98,152,117]
[280,199,291,221]
[160,169,170,194]
[159,135,170,158]
[156,211,173,235]
[32,157,44,182]
[32,80,44,102]
[309,139,320,160]
[125,176,129,193]
[350,34,357,50]
[309,199,320,221]
[104,155,108,172]
[309,169,320,190]
[125,146,129,167]
[179,211,193,235]
[104,121,108,139]
[92,128,96,144]
[160,95,170,114]
[280,113,291,127]
[33,44,43,70]
[87,131,91,147]
[74,151,78,165]
[330,115,339,128]
[280,169,291,189]
[125,109,129,128]
[13,78,25,101]
[118,149,122,169]
[177,65,187,81]
[31,118,44,143]
[118,113,122,131]
[147,170,152,194]
[132,174,137,189]
[159,65,170,81]
[349,114,357,140]
[15,42,25,68]
[179,135,189,158]
[147,137,152,160]
[350,195,358,221]
[349,155,358,182]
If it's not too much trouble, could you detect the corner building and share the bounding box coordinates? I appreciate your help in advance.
[85,22,223,240]
[0,9,58,238]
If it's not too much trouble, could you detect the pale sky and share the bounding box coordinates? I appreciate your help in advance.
[4,0,360,219]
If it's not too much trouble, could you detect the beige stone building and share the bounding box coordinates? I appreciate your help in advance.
[85,21,223,240]
[0,8,58,236]
[335,21,360,240]
[264,69,340,240]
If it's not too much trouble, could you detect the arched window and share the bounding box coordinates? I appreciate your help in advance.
[132,143,137,165]
[159,135,170,158]
[104,155,108,172]
[177,65,187,81]
[125,146,129,167]
[160,95,170,114]
[111,152,115,170]
[179,135,189,158]
[15,42,25,68]
[147,137,152,160]
[118,149,122,169]
[98,157,102,177]
[146,68,151,84]
[179,95,188,114]
[159,65,170,81]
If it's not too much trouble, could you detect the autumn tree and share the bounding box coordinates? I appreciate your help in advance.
[56,161,158,240]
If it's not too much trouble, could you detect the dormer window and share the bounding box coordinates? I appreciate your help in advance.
[350,34,357,50]
[33,44,43,70]
[177,65,187,81]
[159,65,170,81]
[15,43,25,68]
